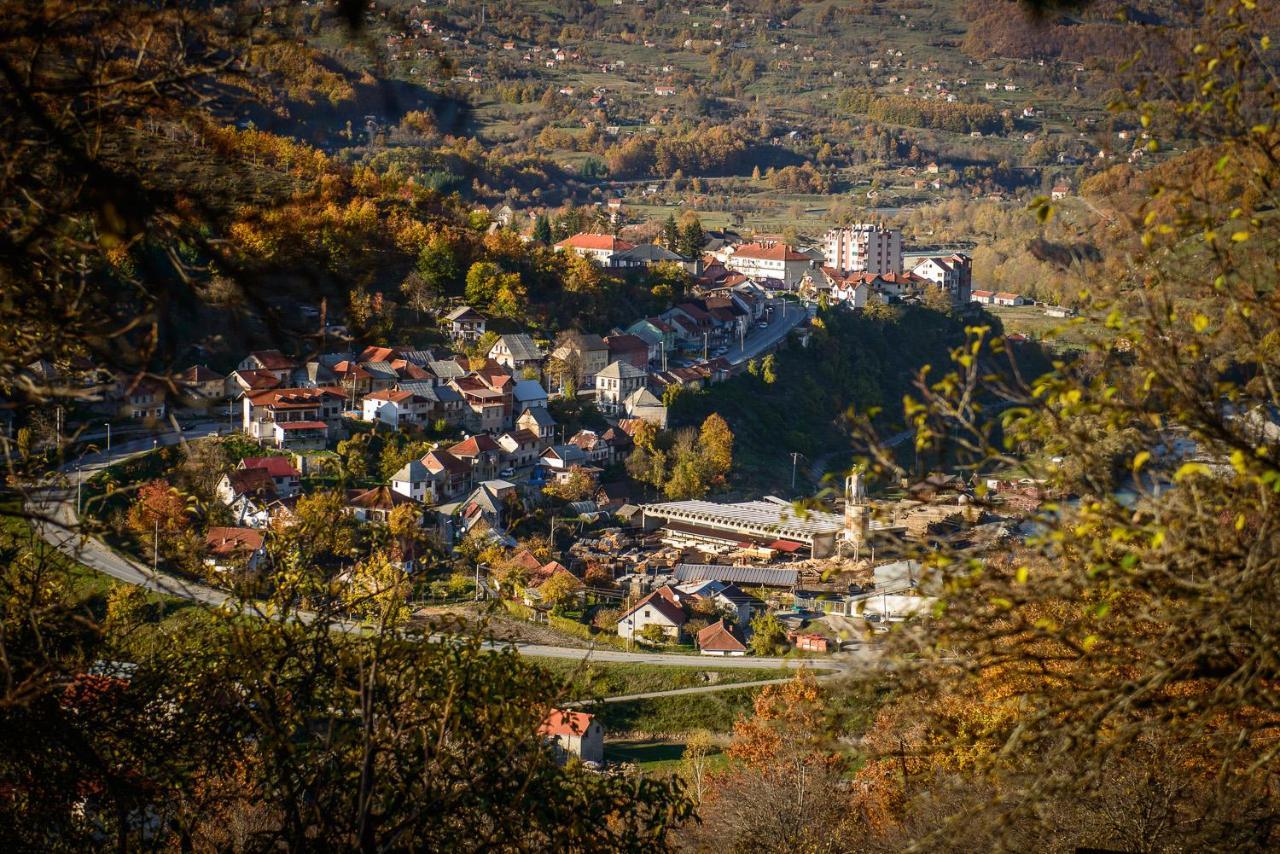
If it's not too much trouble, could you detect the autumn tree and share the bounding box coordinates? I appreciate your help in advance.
[126,479,190,540]
[699,413,734,483]
[543,466,595,502]
[537,570,581,612]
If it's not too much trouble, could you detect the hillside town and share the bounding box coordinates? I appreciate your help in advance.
[17,222,1066,667]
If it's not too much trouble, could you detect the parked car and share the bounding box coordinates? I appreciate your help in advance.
[499,467,516,478]
[756,321,769,329]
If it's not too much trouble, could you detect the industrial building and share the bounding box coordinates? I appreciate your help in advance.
[642,497,847,557]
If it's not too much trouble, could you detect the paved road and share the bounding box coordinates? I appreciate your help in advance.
[28,427,857,687]
[723,299,809,366]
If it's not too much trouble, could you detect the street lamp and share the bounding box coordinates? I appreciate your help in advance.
[103,422,111,454]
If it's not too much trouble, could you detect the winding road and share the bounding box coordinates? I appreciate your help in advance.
[28,425,859,696]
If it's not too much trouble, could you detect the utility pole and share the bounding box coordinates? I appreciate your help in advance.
[76,463,82,515]
[703,332,708,362]
[153,516,159,572]
[790,451,804,493]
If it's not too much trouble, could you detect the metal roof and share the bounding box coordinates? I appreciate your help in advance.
[674,564,799,588]
[643,499,844,538]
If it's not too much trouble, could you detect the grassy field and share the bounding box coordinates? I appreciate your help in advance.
[987,304,1112,351]
[583,686,761,735]
[533,658,788,701]
[606,738,733,775]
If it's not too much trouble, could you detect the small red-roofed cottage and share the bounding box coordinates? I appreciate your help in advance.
[697,619,747,656]
[539,708,604,763]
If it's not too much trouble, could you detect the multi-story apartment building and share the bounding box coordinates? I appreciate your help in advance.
[822,224,903,275]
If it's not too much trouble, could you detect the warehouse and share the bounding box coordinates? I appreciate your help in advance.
[642,497,845,558]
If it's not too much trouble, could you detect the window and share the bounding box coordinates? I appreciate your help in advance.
[644,609,651,618]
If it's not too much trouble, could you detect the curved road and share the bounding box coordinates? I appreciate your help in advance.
[29,427,859,686]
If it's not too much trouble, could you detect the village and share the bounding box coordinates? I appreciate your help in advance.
[21,221,1061,678]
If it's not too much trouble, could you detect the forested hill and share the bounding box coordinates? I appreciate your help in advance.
[666,305,1049,493]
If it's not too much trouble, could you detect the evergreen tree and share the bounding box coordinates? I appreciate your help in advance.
[532,213,552,245]
[661,214,680,249]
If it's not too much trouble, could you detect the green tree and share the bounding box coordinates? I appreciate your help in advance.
[748,612,787,656]
[532,214,552,245]
[677,216,705,258]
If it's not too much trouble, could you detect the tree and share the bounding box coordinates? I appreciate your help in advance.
[681,730,716,803]
[400,270,437,320]
[337,434,371,482]
[760,353,778,384]
[747,612,786,656]
[386,503,427,566]
[640,624,668,645]
[464,260,503,308]
[532,214,552,245]
[543,466,594,502]
[677,216,705,259]
[699,413,734,481]
[126,479,190,540]
[538,570,580,612]
[342,549,410,625]
[660,214,680,249]
[921,284,953,314]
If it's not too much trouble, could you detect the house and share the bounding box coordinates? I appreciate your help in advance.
[697,619,747,656]
[626,319,676,364]
[993,292,1026,306]
[423,449,472,499]
[226,368,283,397]
[451,378,508,435]
[237,350,296,382]
[238,457,301,497]
[215,469,277,528]
[391,458,445,504]
[540,709,604,764]
[345,485,419,524]
[549,333,610,388]
[623,386,667,428]
[242,387,345,450]
[512,379,549,412]
[178,365,227,408]
[497,428,543,469]
[911,254,972,304]
[361,389,433,428]
[517,406,557,443]
[444,306,488,345]
[1051,182,1071,200]
[116,378,167,422]
[596,360,648,413]
[1044,304,1074,318]
[393,381,466,426]
[489,334,545,373]
[203,527,266,574]
[604,334,651,372]
[969,289,996,305]
[554,233,636,267]
[523,563,583,607]
[617,586,688,642]
[568,429,616,465]
[448,434,504,483]
[724,242,812,288]
[611,243,689,269]
[540,443,589,471]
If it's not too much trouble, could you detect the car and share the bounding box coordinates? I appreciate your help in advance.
[499,468,516,478]
[756,321,769,329]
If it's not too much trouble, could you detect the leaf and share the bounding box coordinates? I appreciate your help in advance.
[1174,462,1211,481]
[1132,450,1151,471]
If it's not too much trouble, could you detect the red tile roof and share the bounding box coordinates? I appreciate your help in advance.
[247,349,296,370]
[240,457,300,478]
[180,365,224,383]
[620,587,687,626]
[205,527,265,556]
[556,233,636,252]
[539,708,596,737]
[732,242,808,262]
[449,434,501,458]
[697,619,747,652]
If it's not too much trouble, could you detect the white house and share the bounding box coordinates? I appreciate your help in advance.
[361,389,432,428]
[911,254,972,304]
[540,709,604,764]
[617,586,688,642]
[596,360,648,412]
[489,334,545,372]
[724,242,812,288]
[444,306,487,345]
[554,233,636,267]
